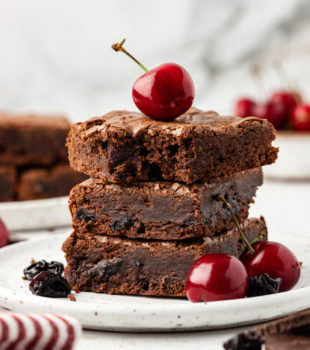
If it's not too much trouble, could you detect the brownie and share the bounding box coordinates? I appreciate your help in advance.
[224,309,310,350]
[69,168,262,240]
[63,217,267,297]
[0,113,70,166]
[17,165,87,201]
[0,166,16,201]
[67,107,278,184]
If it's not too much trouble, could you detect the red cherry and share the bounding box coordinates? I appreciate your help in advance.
[112,39,194,121]
[0,218,9,248]
[235,98,257,118]
[270,91,299,117]
[240,241,301,292]
[256,101,286,129]
[132,63,195,121]
[290,104,310,131]
[186,254,249,302]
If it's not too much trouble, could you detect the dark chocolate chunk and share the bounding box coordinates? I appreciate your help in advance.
[76,208,96,222]
[223,331,263,350]
[135,259,144,267]
[247,273,282,298]
[183,218,197,228]
[90,258,123,281]
[110,215,133,232]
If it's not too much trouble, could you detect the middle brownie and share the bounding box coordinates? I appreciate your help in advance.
[70,167,262,240]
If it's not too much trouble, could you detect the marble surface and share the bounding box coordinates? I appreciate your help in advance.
[0,0,310,121]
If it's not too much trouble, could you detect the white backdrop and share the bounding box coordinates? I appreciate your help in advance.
[0,0,309,121]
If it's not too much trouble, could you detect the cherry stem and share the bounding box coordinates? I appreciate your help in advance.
[249,63,268,100]
[251,230,267,245]
[112,39,148,73]
[217,195,255,254]
[272,60,292,91]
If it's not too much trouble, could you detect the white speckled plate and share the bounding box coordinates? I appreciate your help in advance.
[0,231,309,333]
[0,196,70,231]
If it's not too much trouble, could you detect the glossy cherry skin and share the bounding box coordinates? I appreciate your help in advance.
[186,254,249,302]
[256,101,287,129]
[271,91,299,118]
[290,104,310,131]
[0,218,9,248]
[132,63,195,121]
[240,241,301,292]
[235,98,257,118]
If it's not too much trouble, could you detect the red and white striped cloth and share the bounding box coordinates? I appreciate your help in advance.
[0,312,81,350]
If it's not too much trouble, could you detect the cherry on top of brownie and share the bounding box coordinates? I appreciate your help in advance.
[68,107,278,184]
[0,112,70,166]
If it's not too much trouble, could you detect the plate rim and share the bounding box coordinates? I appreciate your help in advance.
[0,195,69,209]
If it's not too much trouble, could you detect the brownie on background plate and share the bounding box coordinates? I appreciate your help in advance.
[0,166,16,201]
[67,107,278,184]
[0,113,70,166]
[69,168,263,240]
[18,165,87,201]
[0,112,88,202]
[63,217,267,297]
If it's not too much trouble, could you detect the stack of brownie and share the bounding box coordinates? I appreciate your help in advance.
[0,112,86,201]
[63,107,278,297]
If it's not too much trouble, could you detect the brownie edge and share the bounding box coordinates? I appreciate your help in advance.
[17,165,87,200]
[0,113,70,166]
[63,217,267,297]
[67,107,278,184]
[0,166,16,201]
[69,168,263,240]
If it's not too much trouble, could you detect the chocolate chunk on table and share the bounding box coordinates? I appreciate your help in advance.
[224,308,310,350]
[0,165,16,201]
[63,217,267,297]
[0,113,70,166]
[67,107,278,184]
[70,168,262,240]
[17,165,87,201]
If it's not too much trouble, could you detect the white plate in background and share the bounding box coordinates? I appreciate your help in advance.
[264,132,310,180]
[0,232,309,332]
[0,196,70,231]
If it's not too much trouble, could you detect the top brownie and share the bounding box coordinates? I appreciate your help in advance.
[67,107,278,184]
[0,112,70,166]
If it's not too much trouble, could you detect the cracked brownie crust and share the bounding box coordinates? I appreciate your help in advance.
[67,107,278,184]
[63,217,267,297]
[69,168,263,240]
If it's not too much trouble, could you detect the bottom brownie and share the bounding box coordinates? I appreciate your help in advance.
[63,217,267,297]
[0,166,16,201]
[17,165,87,201]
